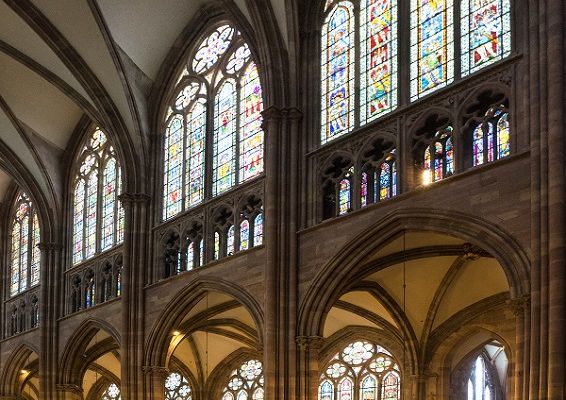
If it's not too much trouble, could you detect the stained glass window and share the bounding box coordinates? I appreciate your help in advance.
[461,0,511,76]
[422,126,454,184]
[221,360,264,400]
[187,242,195,271]
[214,231,220,260]
[318,341,401,400]
[361,172,369,207]
[73,128,124,265]
[227,225,235,256]
[163,24,265,219]
[410,0,454,100]
[338,178,351,215]
[254,214,264,246]
[165,372,192,400]
[240,220,250,251]
[10,193,41,296]
[321,2,355,144]
[360,0,398,124]
[471,107,509,166]
[101,383,121,400]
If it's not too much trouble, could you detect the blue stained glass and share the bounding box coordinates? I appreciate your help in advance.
[213,81,237,195]
[254,214,263,246]
[339,178,351,215]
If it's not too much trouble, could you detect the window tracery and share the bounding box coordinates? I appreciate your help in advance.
[165,372,192,400]
[471,106,509,167]
[221,359,264,400]
[72,128,124,265]
[163,24,265,221]
[318,341,401,400]
[101,383,121,400]
[10,192,41,296]
[467,355,493,400]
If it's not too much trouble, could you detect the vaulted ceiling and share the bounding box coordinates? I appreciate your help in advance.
[0,0,290,208]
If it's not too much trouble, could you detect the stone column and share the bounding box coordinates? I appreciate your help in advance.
[37,243,61,400]
[508,295,530,400]
[56,384,83,400]
[143,366,169,400]
[262,106,283,400]
[118,193,150,400]
[296,336,323,400]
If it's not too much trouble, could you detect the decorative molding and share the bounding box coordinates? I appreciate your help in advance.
[506,294,531,317]
[295,335,324,351]
[142,365,169,377]
[118,193,151,204]
[461,243,482,261]
[37,242,62,251]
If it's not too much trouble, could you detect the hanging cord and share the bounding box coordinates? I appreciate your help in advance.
[402,232,407,391]
[206,292,210,378]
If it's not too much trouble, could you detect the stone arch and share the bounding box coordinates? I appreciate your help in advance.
[298,208,530,339]
[0,343,39,397]
[145,277,264,368]
[58,318,121,386]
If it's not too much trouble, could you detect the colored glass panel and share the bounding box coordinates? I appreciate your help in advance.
[254,214,263,246]
[227,44,251,74]
[486,122,495,162]
[446,136,454,175]
[85,172,98,259]
[434,141,444,181]
[117,167,124,244]
[361,376,378,400]
[214,231,220,260]
[381,372,400,400]
[319,381,334,400]
[101,157,117,251]
[360,0,398,123]
[164,115,184,220]
[338,178,351,215]
[239,62,264,182]
[200,240,204,267]
[165,372,192,400]
[391,161,397,196]
[472,124,484,166]
[227,225,235,256]
[321,2,355,144]
[31,212,40,286]
[379,163,391,200]
[338,378,353,400]
[102,383,121,400]
[461,0,511,76]
[223,360,264,400]
[10,220,19,296]
[240,220,250,251]
[73,180,85,264]
[410,0,454,99]
[213,80,237,195]
[185,100,206,208]
[497,112,510,159]
[361,172,369,207]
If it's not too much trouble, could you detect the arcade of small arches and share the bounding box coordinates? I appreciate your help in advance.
[0,0,547,399]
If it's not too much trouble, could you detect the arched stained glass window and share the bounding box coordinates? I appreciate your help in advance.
[318,341,401,400]
[321,0,398,144]
[461,0,511,76]
[240,220,250,251]
[321,2,355,144]
[410,0,454,100]
[254,214,264,246]
[10,193,41,296]
[163,24,265,220]
[471,107,509,167]
[338,178,351,215]
[102,383,121,400]
[73,128,124,265]
[227,225,235,256]
[422,126,454,184]
[221,359,264,400]
[165,372,192,400]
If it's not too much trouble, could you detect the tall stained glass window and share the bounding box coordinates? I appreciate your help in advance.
[471,107,509,166]
[467,355,494,400]
[221,359,264,400]
[461,0,511,76]
[322,0,398,144]
[318,341,401,400]
[10,192,41,296]
[410,0,454,100]
[163,25,265,220]
[165,372,192,400]
[73,128,124,265]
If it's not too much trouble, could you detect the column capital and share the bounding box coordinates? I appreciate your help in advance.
[118,193,151,204]
[295,335,324,351]
[506,294,531,317]
[261,106,285,122]
[142,365,169,377]
[37,242,62,251]
[282,107,303,121]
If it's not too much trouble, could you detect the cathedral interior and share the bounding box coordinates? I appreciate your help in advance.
[0,0,561,399]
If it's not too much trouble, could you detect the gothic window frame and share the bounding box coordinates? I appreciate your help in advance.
[468,103,510,168]
[9,191,41,297]
[318,340,402,400]
[160,22,266,222]
[100,382,121,400]
[165,371,193,400]
[70,127,124,267]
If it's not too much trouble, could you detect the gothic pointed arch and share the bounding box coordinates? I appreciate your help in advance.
[0,343,39,397]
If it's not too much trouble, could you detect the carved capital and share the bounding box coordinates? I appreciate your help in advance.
[261,106,284,123]
[142,365,169,377]
[507,294,531,316]
[295,335,324,351]
[37,242,62,252]
[283,107,303,121]
[56,384,83,394]
[118,193,151,204]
